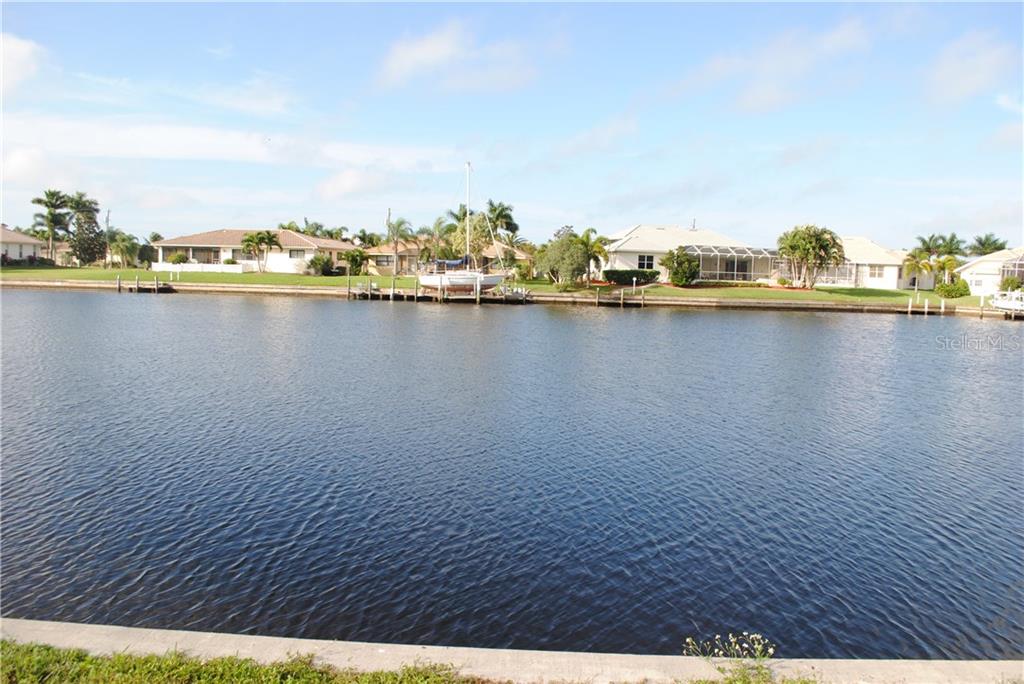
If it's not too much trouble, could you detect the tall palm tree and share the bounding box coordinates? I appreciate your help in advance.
[903,250,933,295]
[385,215,414,291]
[486,200,519,236]
[915,234,943,257]
[939,233,965,257]
[110,233,140,268]
[446,204,472,226]
[417,217,457,263]
[968,233,1008,256]
[31,189,70,260]
[574,228,610,286]
[354,229,381,247]
[241,231,282,272]
[932,254,959,285]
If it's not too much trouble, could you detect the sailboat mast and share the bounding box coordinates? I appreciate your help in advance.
[465,161,471,264]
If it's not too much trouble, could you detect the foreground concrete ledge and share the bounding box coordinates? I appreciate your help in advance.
[2,618,1021,683]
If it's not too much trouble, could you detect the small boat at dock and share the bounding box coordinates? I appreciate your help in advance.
[990,290,1024,313]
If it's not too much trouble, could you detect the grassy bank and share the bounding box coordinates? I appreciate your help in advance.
[0,640,813,684]
[0,641,491,683]
[639,284,980,308]
[0,266,417,289]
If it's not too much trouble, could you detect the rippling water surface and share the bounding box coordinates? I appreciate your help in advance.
[2,289,1022,658]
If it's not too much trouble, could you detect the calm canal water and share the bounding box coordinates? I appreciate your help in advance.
[1,289,1022,659]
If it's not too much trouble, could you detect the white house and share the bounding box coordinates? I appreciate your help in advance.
[1,225,46,261]
[954,247,1024,296]
[153,229,354,274]
[813,236,935,290]
[603,224,776,283]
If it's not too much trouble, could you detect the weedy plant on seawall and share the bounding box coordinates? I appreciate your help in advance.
[683,633,815,684]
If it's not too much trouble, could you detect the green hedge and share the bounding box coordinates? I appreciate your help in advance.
[935,279,970,298]
[602,269,660,285]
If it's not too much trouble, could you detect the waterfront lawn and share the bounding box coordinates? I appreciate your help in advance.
[0,266,417,289]
[641,284,980,308]
[0,640,494,683]
[0,640,815,684]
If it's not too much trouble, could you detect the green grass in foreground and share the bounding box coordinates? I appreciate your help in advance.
[0,640,818,684]
[0,266,417,289]
[640,284,980,307]
[0,641,496,683]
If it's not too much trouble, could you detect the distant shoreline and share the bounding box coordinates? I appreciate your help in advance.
[1,277,1012,319]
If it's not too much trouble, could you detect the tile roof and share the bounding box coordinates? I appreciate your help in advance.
[154,229,354,250]
[1,226,46,245]
[607,225,751,253]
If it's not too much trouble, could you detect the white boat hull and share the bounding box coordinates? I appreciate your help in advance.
[419,272,503,293]
[990,291,1024,312]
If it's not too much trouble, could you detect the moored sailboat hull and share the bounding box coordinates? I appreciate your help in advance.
[419,272,503,292]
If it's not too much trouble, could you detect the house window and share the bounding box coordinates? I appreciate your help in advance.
[232,249,258,261]
[638,254,654,269]
[375,255,394,266]
[973,280,983,287]
[869,265,884,278]
[289,249,305,259]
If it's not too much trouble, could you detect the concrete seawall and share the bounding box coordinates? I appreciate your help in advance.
[0,278,1005,318]
[2,618,1021,683]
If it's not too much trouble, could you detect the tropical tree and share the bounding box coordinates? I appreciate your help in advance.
[574,228,609,286]
[277,220,301,232]
[324,226,348,241]
[446,203,472,227]
[660,247,701,286]
[931,254,959,285]
[138,231,164,264]
[417,217,458,263]
[67,219,106,266]
[241,230,282,272]
[968,233,1008,256]
[915,234,944,257]
[343,248,368,291]
[354,229,381,247]
[31,189,70,259]
[485,200,519,236]
[776,224,845,288]
[302,218,325,236]
[385,215,414,291]
[109,232,140,268]
[535,229,587,286]
[903,250,933,295]
[939,233,965,256]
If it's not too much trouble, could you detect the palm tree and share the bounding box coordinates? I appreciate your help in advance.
[574,228,609,286]
[302,218,325,236]
[417,217,457,263]
[343,248,368,292]
[31,189,70,260]
[915,234,943,257]
[968,233,1008,256]
[939,233,965,256]
[148,232,164,244]
[277,220,301,232]
[903,250,933,295]
[385,215,414,291]
[110,233,140,268]
[446,204,472,227]
[486,200,519,236]
[354,229,381,247]
[241,230,282,272]
[932,254,959,285]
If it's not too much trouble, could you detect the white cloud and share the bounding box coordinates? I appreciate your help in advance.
[2,33,45,96]
[377,20,536,92]
[672,18,870,112]
[187,74,292,116]
[561,115,638,156]
[316,169,391,199]
[205,43,234,60]
[995,93,1023,115]
[319,140,458,173]
[926,31,1017,104]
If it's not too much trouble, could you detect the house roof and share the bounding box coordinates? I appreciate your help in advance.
[482,244,532,260]
[954,246,1024,273]
[364,240,422,255]
[154,229,354,250]
[607,225,751,253]
[1,226,46,245]
[838,236,904,266]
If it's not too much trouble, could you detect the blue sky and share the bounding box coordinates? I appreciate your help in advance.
[2,2,1021,249]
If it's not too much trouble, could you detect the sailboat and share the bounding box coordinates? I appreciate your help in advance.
[418,162,505,294]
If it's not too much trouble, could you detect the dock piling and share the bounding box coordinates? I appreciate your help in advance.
[595,289,600,307]
[135,275,140,293]
[907,298,912,315]
[116,275,121,293]
[940,299,945,315]
[620,290,624,309]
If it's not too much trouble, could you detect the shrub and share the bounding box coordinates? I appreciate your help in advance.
[602,269,660,285]
[777,277,791,286]
[659,247,700,286]
[935,278,970,298]
[169,253,189,265]
[307,253,334,276]
[223,258,237,265]
[1000,276,1021,292]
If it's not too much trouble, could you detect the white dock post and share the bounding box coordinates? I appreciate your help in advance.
[595,288,600,307]
[907,298,912,315]
[940,299,945,315]
[116,275,121,292]
[154,276,158,293]
[924,299,929,315]
[632,276,637,294]
[135,275,140,292]
[641,289,645,308]
[620,290,624,308]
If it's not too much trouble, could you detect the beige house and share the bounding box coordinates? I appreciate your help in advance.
[1,225,46,261]
[364,240,422,276]
[152,229,354,274]
[481,244,534,276]
[954,247,1024,296]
